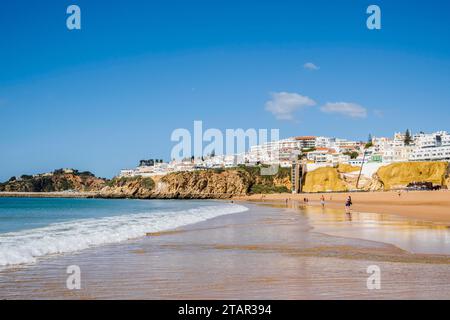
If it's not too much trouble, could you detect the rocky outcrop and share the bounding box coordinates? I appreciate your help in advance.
[99,167,291,199]
[302,161,449,192]
[99,176,156,198]
[302,167,347,193]
[0,170,106,193]
[4,162,447,197]
[337,163,360,173]
[152,170,253,198]
[376,161,449,190]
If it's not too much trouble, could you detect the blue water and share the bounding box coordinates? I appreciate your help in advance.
[0,197,217,234]
[0,197,248,268]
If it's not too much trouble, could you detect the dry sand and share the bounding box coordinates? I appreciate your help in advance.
[237,190,450,224]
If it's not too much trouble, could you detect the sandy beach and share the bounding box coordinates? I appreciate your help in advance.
[1,201,449,299]
[238,190,450,224]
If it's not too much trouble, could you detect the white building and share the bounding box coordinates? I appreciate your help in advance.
[118,130,450,179]
[347,157,369,166]
[409,131,450,161]
[389,146,414,162]
[248,138,300,165]
[315,136,336,149]
[119,169,135,177]
[392,132,411,147]
[294,136,316,149]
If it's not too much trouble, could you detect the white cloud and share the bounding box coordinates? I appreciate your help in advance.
[320,102,367,118]
[303,62,320,70]
[265,92,316,120]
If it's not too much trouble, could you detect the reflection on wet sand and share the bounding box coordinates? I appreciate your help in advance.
[259,199,450,255]
[0,202,449,299]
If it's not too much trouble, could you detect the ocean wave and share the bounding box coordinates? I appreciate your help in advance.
[0,203,248,268]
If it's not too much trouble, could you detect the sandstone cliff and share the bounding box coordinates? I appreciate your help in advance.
[302,161,449,192]
[99,176,156,198]
[3,162,448,198]
[0,170,106,193]
[302,167,347,193]
[376,161,449,190]
[99,167,291,199]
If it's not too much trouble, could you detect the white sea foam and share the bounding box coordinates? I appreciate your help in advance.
[0,203,248,268]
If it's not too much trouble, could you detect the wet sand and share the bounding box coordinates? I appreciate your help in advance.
[0,202,449,299]
[239,190,450,224]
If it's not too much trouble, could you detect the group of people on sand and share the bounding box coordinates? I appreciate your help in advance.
[283,194,353,214]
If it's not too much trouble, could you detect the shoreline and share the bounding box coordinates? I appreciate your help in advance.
[236,190,450,225]
[3,189,450,224]
[0,191,99,198]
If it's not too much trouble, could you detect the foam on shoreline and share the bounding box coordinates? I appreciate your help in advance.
[0,203,248,268]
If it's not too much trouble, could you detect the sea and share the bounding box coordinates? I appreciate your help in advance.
[0,197,248,269]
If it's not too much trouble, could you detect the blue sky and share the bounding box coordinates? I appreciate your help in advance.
[1,0,450,180]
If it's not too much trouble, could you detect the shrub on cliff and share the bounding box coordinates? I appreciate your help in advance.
[105,176,155,190]
[0,169,106,192]
[140,177,155,190]
[250,184,289,194]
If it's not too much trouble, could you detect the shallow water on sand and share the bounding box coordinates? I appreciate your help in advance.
[0,202,449,299]
[272,201,450,255]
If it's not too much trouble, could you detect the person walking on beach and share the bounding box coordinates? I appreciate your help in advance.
[345,196,352,214]
[320,195,325,208]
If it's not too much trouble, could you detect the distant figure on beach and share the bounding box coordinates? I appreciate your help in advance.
[320,195,325,208]
[345,196,353,214]
[398,191,402,197]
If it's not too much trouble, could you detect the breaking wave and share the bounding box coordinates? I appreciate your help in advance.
[0,203,248,268]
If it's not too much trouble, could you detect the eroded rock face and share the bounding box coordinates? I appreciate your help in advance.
[4,162,447,197]
[302,167,347,193]
[100,170,254,199]
[98,166,295,199]
[0,172,106,192]
[155,170,253,198]
[99,176,155,198]
[376,162,448,190]
[301,161,449,192]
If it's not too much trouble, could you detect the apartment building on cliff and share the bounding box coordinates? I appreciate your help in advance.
[409,131,450,161]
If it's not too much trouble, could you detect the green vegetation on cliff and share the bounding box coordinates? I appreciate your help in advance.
[4,161,448,198]
[232,165,291,194]
[100,166,292,199]
[101,176,156,198]
[250,184,289,194]
[0,169,106,192]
